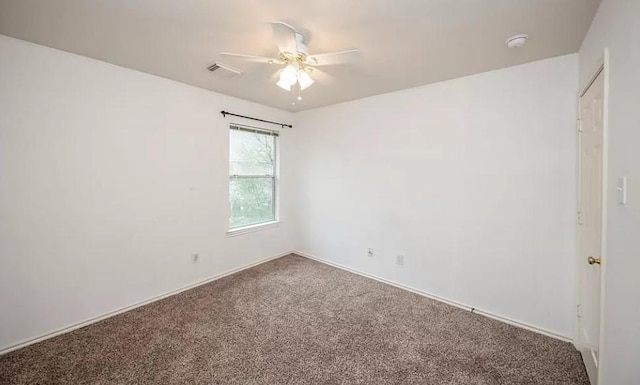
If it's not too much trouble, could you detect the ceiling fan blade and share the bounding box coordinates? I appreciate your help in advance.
[219,52,279,64]
[306,49,361,66]
[271,21,298,54]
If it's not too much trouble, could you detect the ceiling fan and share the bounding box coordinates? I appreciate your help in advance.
[220,22,360,98]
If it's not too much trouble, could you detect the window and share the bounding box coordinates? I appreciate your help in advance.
[229,125,278,229]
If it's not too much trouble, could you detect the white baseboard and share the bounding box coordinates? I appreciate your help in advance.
[0,251,292,355]
[294,250,572,343]
[2,249,571,355]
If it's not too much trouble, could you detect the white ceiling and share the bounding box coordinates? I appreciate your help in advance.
[0,0,600,112]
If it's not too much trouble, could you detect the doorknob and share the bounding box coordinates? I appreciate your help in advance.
[587,256,601,265]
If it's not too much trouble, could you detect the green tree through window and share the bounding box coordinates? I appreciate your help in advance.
[229,125,277,229]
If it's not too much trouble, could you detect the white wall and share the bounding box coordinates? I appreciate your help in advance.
[0,35,295,351]
[579,1,640,383]
[292,54,579,338]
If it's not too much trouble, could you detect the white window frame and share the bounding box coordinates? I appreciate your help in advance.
[227,123,280,236]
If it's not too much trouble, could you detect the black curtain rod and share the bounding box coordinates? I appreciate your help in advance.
[220,111,292,128]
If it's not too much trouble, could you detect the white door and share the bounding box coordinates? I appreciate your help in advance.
[577,69,605,385]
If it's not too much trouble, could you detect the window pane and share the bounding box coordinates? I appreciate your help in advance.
[230,129,275,176]
[229,177,275,228]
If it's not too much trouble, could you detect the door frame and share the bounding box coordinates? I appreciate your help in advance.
[575,49,609,385]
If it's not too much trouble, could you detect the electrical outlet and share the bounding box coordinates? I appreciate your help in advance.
[192,253,199,263]
[396,255,404,266]
[367,248,374,257]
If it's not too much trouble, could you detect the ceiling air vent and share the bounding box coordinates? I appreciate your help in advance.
[207,62,242,79]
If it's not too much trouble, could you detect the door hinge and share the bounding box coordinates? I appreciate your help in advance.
[577,119,583,132]
[577,304,582,318]
[577,211,584,225]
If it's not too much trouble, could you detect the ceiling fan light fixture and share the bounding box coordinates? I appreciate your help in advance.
[277,63,298,90]
[276,78,292,91]
[297,70,314,90]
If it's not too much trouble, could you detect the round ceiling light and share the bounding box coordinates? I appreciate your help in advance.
[505,34,529,48]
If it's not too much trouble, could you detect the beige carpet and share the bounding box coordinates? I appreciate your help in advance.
[0,254,589,385]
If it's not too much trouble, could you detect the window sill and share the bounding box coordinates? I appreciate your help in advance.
[227,221,281,237]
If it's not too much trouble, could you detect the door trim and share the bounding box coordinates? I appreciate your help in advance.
[575,49,609,385]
